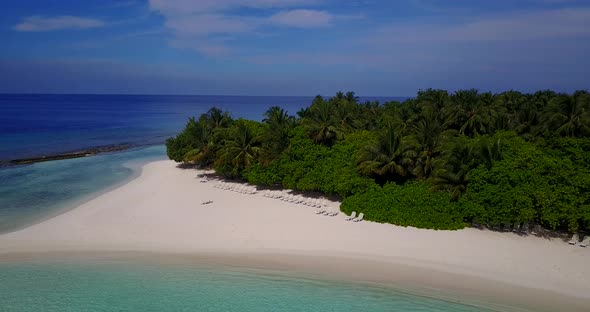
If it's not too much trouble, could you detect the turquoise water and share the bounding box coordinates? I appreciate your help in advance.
[0,145,166,233]
[0,261,487,312]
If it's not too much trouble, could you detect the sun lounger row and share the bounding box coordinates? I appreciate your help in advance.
[314,207,338,216]
[569,234,590,247]
[344,211,364,222]
[214,182,257,194]
[261,190,326,208]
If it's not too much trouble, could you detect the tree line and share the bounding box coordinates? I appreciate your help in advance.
[166,89,590,232]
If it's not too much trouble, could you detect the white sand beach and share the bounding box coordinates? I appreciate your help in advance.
[1,160,589,311]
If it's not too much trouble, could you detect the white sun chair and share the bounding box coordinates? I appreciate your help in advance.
[305,198,313,206]
[345,211,356,221]
[250,186,257,194]
[569,233,580,245]
[353,213,364,222]
[199,176,208,183]
[328,210,338,217]
[313,198,321,208]
[315,207,326,214]
[200,200,213,205]
[580,236,589,248]
[295,195,303,204]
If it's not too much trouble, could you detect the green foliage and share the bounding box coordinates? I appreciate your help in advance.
[341,182,465,230]
[166,90,590,232]
[462,134,590,232]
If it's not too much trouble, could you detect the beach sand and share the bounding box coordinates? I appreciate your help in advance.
[1,160,589,311]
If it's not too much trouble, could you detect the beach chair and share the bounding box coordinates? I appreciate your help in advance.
[199,176,208,183]
[580,236,589,248]
[296,195,304,204]
[200,200,213,205]
[345,211,356,221]
[353,213,364,222]
[569,234,580,245]
[328,210,338,217]
[512,222,521,233]
[531,224,541,236]
[520,223,530,234]
[250,187,257,194]
[503,222,512,232]
[315,207,326,214]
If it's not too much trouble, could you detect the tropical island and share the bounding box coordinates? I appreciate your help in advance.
[167,89,590,233]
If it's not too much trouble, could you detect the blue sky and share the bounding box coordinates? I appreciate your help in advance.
[0,0,589,96]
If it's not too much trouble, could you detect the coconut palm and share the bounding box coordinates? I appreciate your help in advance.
[302,96,342,145]
[216,121,261,177]
[261,106,294,160]
[543,91,590,137]
[407,106,456,179]
[358,123,413,181]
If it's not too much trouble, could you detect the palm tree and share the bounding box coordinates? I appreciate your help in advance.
[407,106,456,179]
[358,123,413,182]
[261,106,294,161]
[206,107,232,129]
[543,91,590,137]
[216,121,261,177]
[459,92,497,136]
[429,136,501,199]
[302,97,342,145]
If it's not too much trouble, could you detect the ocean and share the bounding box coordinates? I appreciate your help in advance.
[0,261,488,312]
[0,94,494,312]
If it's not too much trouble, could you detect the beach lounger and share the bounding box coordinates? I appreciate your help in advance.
[345,211,356,221]
[569,234,580,245]
[200,200,213,205]
[531,224,541,236]
[328,211,338,217]
[580,236,589,247]
[353,213,364,222]
[512,222,521,233]
[520,223,529,234]
[315,208,326,214]
[503,222,512,232]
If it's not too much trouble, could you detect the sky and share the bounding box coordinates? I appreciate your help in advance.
[0,0,589,96]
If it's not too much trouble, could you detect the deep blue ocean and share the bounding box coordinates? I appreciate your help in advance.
[0,94,494,312]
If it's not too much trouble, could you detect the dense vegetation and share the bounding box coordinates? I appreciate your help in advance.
[166,90,590,232]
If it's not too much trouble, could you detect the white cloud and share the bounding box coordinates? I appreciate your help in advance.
[15,16,105,32]
[148,0,333,57]
[149,0,321,14]
[269,9,332,28]
[369,8,590,44]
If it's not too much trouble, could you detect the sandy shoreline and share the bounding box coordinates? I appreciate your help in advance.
[1,160,589,311]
